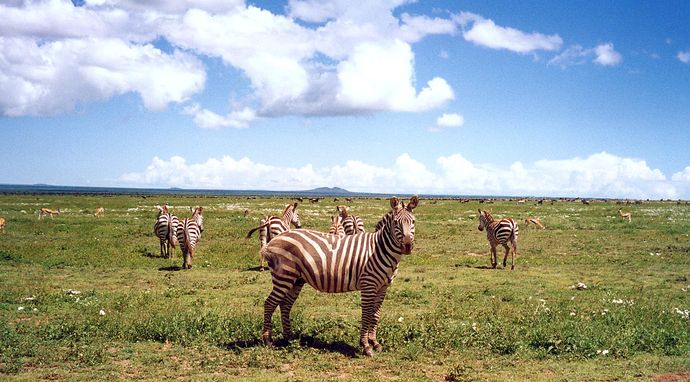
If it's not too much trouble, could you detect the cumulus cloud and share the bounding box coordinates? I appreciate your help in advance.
[0,36,205,116]
[593,43,622,66]
[454,12,562,54]
[183,104,257,129]
[120,151,679,199]
[0,0,456,122]
[678,51,690,64]
[549,42,622,68]
[431,113,464,132]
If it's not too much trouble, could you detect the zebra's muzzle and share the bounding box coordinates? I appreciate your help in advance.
[402,243,413,254]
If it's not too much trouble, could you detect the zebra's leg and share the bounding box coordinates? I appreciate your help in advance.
[259,226,268,270]
[490,245,498,268]
[359,287,377,357]
[187,247,193,269]
[279,279,305,341]
[367,285,390,352]
[511,239,517,270]
[502,243,510,268]
[160,239,165,258]
[263,283,290,347]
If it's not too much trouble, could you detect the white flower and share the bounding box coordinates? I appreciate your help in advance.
[99,309,106,316]
[17,306,25,311]
[570,312,576,316]
[570,282,587,290]
[398,316,404,323]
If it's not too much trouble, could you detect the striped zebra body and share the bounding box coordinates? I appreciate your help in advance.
[246,203,301,270]
[154,212,179,258]
[336,205,365,235]
[177,207,204,269]
[261,196,418,357]
[478,209,519,270]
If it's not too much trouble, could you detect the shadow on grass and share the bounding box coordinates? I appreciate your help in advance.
[158,265,182,272]
[221,335,358,358]
[244,265,267,272]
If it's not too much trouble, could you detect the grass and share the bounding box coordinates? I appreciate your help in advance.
[0,195,689,381]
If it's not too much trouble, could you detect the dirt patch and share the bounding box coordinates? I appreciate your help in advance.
[655,372,690,382]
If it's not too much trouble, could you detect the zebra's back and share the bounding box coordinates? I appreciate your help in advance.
[155,214,179,240]
[177,218,201,252]
[342,215,365,235]
[264,229,383,293]
[489,218,518,244]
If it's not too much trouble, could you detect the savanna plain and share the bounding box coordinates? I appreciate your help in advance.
[1,194,689,381]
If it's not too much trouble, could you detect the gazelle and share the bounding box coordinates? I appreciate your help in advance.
[94,207,105,217]
[618,209,632,223]
[38,208,60,219]
[0,217,5,233]
[524,217,545,229]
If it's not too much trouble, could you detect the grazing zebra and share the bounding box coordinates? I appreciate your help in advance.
[246,203,301,270]
[154,209,179,258]
[618,209,632,223]
[94,207,105,217]
[524,217,545,229]
[328,215,346,237]
[336,205,365,235]
[260,196,418,357]
[177,206,204,269]
[478,209,519,270]
[38,207,60,219]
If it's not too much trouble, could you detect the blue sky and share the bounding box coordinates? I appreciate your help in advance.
[1,0,690,198]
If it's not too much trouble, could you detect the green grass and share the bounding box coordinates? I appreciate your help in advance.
[1,195,689,381]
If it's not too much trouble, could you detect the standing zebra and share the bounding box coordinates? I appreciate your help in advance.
[260,196,418,357]
[154,206,179,258]
[246,203,301,270]
[328,215,346,237]
[336,205,365,235]
[478,209,519,270]
[177,206,204,269]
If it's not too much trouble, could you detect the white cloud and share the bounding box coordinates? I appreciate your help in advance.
[672,166,690,181]
[678,51,690,64]
[183,104,257,129]
[549,42,622,68]
[593,43,622,66]
[120,151,679,199]
[454,12,562,54]
[0,0,462,121]
[431,113,464,132]
[0,37,205,116]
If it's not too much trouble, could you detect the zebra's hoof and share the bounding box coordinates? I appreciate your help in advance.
[372,342,383,352]
[363,346,374,357]
[262,332,273,347]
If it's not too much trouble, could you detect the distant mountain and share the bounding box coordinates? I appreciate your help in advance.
[301,187,354,195]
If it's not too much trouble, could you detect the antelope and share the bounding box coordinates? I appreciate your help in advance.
[524,217,545,229]
[94,207,105,217]
[38,208,60,219]
[0,217,5,233]
[618,209,632,223]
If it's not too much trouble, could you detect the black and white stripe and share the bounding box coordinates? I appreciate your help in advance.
[478,209,519,269]
[177,206,204,269]
[246,203,301,270]
[260,196,418,357]
[336,205,365,235]
[154,212,179,258]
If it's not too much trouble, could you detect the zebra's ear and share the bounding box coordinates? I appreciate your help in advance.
[293,202,298,209]
[407,195,419,211]
[390,197,400,209]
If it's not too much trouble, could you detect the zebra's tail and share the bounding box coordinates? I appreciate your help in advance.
[246,222,270,239]
[168,218,176,249]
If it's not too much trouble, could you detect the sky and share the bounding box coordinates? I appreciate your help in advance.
[1,0,690,199]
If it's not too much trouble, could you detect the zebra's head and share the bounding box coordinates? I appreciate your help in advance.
[478,209,493,231]
[192,206,204,232]
[336,205,349,218]
[284,203,301,229]
[389,196,418,255]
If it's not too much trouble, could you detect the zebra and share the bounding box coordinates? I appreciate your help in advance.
[336,205,365,235]
[328,215,346,237]
[177,206,204,269]
[260,196,418,357]
[154,207,179,258]
[246,203,301,270]
[478,209,519,270]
